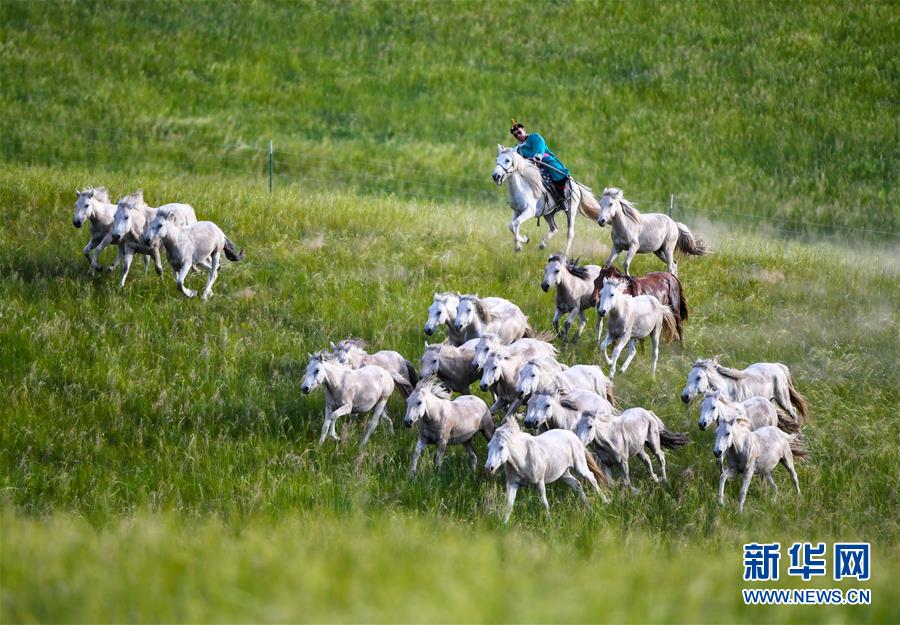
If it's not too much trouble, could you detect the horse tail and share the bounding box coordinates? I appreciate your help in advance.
[786,370,809,424]
[404,359,419,391]
[605,383,618,410]
[672,273,689,326]
[584,450,611,490]
[650,411,690,449]
[775,406,801,433]
[660,306,680,344]
[532,330,556,343]
[675,223,708,257]
[521,324,535,339]
[577,186,601,221]
[223,236,244,262]
[482,407,496,440]
[788,433,809,462]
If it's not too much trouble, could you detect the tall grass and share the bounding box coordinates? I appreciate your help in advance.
[0,1,896,234]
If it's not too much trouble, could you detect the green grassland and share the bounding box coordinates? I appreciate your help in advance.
[1,1,898,623]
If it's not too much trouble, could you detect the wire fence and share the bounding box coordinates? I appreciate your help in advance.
[2,120,897,244]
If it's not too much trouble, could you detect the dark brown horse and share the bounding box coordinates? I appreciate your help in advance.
[591,266,688,338]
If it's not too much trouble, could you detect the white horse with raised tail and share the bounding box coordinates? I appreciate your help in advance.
[492,145,601,254]
[597,187,707,276]
[72,187,118,271]
[485,417,609,523]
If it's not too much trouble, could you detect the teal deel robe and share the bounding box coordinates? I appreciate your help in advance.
[515,133,570,182]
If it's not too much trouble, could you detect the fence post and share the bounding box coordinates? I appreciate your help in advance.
[268,140,274,194]
[669,193,674,218]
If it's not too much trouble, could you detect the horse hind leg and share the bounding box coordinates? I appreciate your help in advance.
[201,251,220,300]
[563,204,575,257]
[539,213,559,250]
[560,469,588,503]
[636,448,659,483]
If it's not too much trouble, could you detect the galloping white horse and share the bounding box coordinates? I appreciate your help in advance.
[698,391,797,433]
[485,417,609,523]
[144,208,243,299]
[111,191,166,287]
[455,295,533,343]
[541,254,602,342]
[597,278,679,378]
[597,187,707,276]
[681,359,808,425]
[492,145,601,254]
[714,419,805,512]
[524,387,616,432]
[404,378,495,476]
[72,187,118,271]
[301,352,395,446]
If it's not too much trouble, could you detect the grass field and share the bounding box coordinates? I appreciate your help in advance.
[1,1,898,623]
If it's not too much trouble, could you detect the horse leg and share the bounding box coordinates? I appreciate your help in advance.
[596,312,605,348]
[620,457,638,494]
[718,467,732,506]
[175,261,196,298]
[464,441,478,471]
[503,396,523,419]
[765,471,779,500]
[563,204,576,257]
[320,403,350,446]
[536,480,550,512]
[603,245,619,268]
[503,481,519,523]
[409,438,427,476]
[649,429,668,482]
[781,452,801,496]
[82,238,96,264]
[360,398,389,446]
[152,246,164,277]
[119,247,136,288]
[552,307,561,337]
[650,324,662,376]
[575,309,587,340]
[563,308,579,342]
[561,470,588,503]
[637,448,659,483]
[201,250,220,300]
[434,439,448,469]
[599,333,613,365]
[539,213,558,250]
[623,244,639,277]
[620,338,638,373]
[107,242,124,272]
[738,458,756,513]
[90,233,114,270]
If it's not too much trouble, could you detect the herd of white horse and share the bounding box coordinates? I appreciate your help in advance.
[72,187,243,299]
[73,154,809,521]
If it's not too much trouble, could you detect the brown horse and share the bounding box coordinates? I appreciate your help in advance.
[591,266,688,339]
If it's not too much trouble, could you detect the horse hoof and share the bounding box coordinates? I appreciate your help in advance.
[538,241,547,250]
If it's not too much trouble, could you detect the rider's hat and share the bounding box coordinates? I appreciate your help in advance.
[510,118,525,135]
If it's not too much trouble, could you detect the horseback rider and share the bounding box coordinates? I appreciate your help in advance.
[510,120,572,206]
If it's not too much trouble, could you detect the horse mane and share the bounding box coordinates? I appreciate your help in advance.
[85,186,110,202]
[565,257,591,281]
[118,190,145,209]
[618,195,642,223]
[311,349,338,363]
[509,150,545,198]
[335,337,368,352]
[461,295,493,324]
[415,376,451,400]
[714,363,749,380]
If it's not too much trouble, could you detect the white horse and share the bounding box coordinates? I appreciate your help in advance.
[471,334,557,371]
[698,391,797,433]
[597,187,707,276]
[404,378,495,476]
[455,294,533,343]
[72,187,118,271]
[681,359,808,425]
[479,344,539,417]
[420,339,481,394]
[331,339,418,397]
[423,292,469,346]
[492,145,602,254]
[110,191,167,286]
[485,417,609,523]
[541,254,602,342]
[301,352,395,446]
[515,357,614,405]
[714,419,805,512]
[144,209,243,299]
[576,408,689,491]
[524,387,616,432]
[597,278,679,378]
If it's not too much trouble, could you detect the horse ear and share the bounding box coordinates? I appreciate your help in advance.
[497,144,505,153]
[329,341,335,350]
